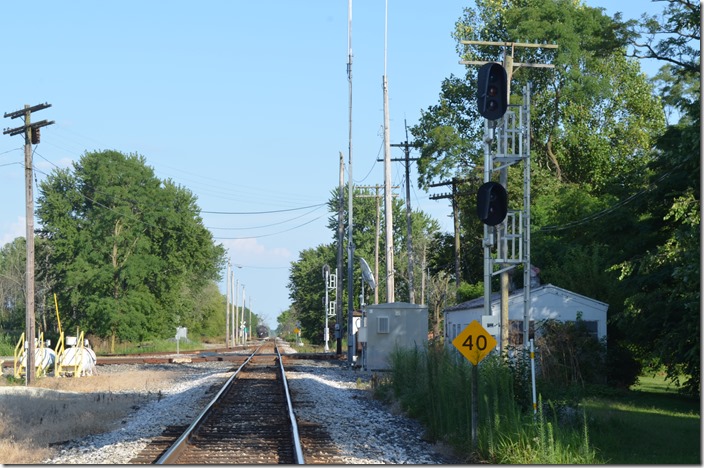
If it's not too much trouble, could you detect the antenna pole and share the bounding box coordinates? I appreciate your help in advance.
[382,0,394,302]
[346,0,355,364]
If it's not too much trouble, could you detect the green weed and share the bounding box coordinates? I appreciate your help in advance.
[386,344,600,464]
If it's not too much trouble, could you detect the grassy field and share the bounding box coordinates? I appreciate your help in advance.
[584,373,700,464]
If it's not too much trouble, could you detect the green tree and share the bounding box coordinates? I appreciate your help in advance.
[286,186,442,345]
[0,238,27,333]
[276,307,299,338]
[410,0,680,392]
[37,150,225,351]
[411,0,665,299]
[287,244,336,343]
[326,186,442,307]
[607,0,700,396]
[414,0,663,191]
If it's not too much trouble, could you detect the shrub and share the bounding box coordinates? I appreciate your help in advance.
[536,317,606,389]
[606,341,642,389]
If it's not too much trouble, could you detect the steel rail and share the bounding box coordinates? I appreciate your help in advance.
[154,341,265,464]
[276,338,306,464]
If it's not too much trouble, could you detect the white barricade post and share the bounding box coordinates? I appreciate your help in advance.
[175,327,188,354]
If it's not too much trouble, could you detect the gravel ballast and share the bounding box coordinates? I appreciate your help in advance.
[33,345,461,464]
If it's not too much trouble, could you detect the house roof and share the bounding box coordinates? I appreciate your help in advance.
[443,283,608,313]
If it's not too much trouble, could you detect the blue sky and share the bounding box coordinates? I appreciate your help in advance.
[1,1,665,329]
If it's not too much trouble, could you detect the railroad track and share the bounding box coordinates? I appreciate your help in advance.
[130,339,341,464]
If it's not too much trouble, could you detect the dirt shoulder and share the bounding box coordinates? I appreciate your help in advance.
[0,364,204,464]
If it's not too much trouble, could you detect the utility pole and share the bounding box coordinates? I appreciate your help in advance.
[462,40,555,353]
[388,133,420,303]
[234,278,240,345]
[240,285,246,344]
[336,152,344,355]
[248,296,252,342]
[3,103,54,386]
[235,269,240,348]
[429,177,471,297]
[226,260,231,347]
[358,185,399,305]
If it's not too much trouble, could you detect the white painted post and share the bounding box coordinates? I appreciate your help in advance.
[530,338,537,415]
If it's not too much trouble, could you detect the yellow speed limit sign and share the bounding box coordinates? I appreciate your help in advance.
[452,320,497,365]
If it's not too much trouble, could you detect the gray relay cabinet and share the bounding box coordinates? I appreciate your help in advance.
[360,302,428,371]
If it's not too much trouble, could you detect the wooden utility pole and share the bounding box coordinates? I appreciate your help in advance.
[461,40,556,353]
[240,285,246,344]
[387,133,420,303]
[336,152,344,354]
[357,185,398,305]
[429,177,471,297]
[226,260,231,348]
[248,296,252,342]
[230,269,240,348]
[3,103,54,386]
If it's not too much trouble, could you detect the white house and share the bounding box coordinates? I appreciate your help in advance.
[444,284,608,349]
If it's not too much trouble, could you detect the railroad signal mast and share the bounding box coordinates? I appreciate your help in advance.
[462,41,556,354]
[471,57,533,353]
[322,265,337,352]
[477,78,533,353]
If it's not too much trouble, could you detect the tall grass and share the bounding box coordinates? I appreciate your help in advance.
[91,337,202,355]
[387,343,600,463]
[0,333,17,355]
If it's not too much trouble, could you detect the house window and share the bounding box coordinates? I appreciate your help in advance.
[578,320,598,340]
[586,321,598,339]
[509,320,535,346]
[378,316,390,334]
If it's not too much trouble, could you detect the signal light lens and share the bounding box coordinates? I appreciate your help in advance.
[476,181,508,226]
[476,63,508,120]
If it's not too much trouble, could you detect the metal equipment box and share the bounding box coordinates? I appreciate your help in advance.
[362,302,428,371]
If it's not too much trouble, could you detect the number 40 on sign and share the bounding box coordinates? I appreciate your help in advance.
[452,320,498,365]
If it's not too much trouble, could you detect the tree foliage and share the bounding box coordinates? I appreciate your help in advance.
[0,238,27,333]
[287,244,336,343]
[536,317,607,388]
[408,0,699,395]
[287,186,442,344]
[36,150,225,349]
[625,0,700,71]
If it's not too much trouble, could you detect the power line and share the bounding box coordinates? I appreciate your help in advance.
[207,205,324,230]
[0,148,22,157]
[202,203,327,215]
[33,152,329,240]
[41,125,323,210]
[212,215,324,240]
[232,263,289,270]
[536,166,682,233]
